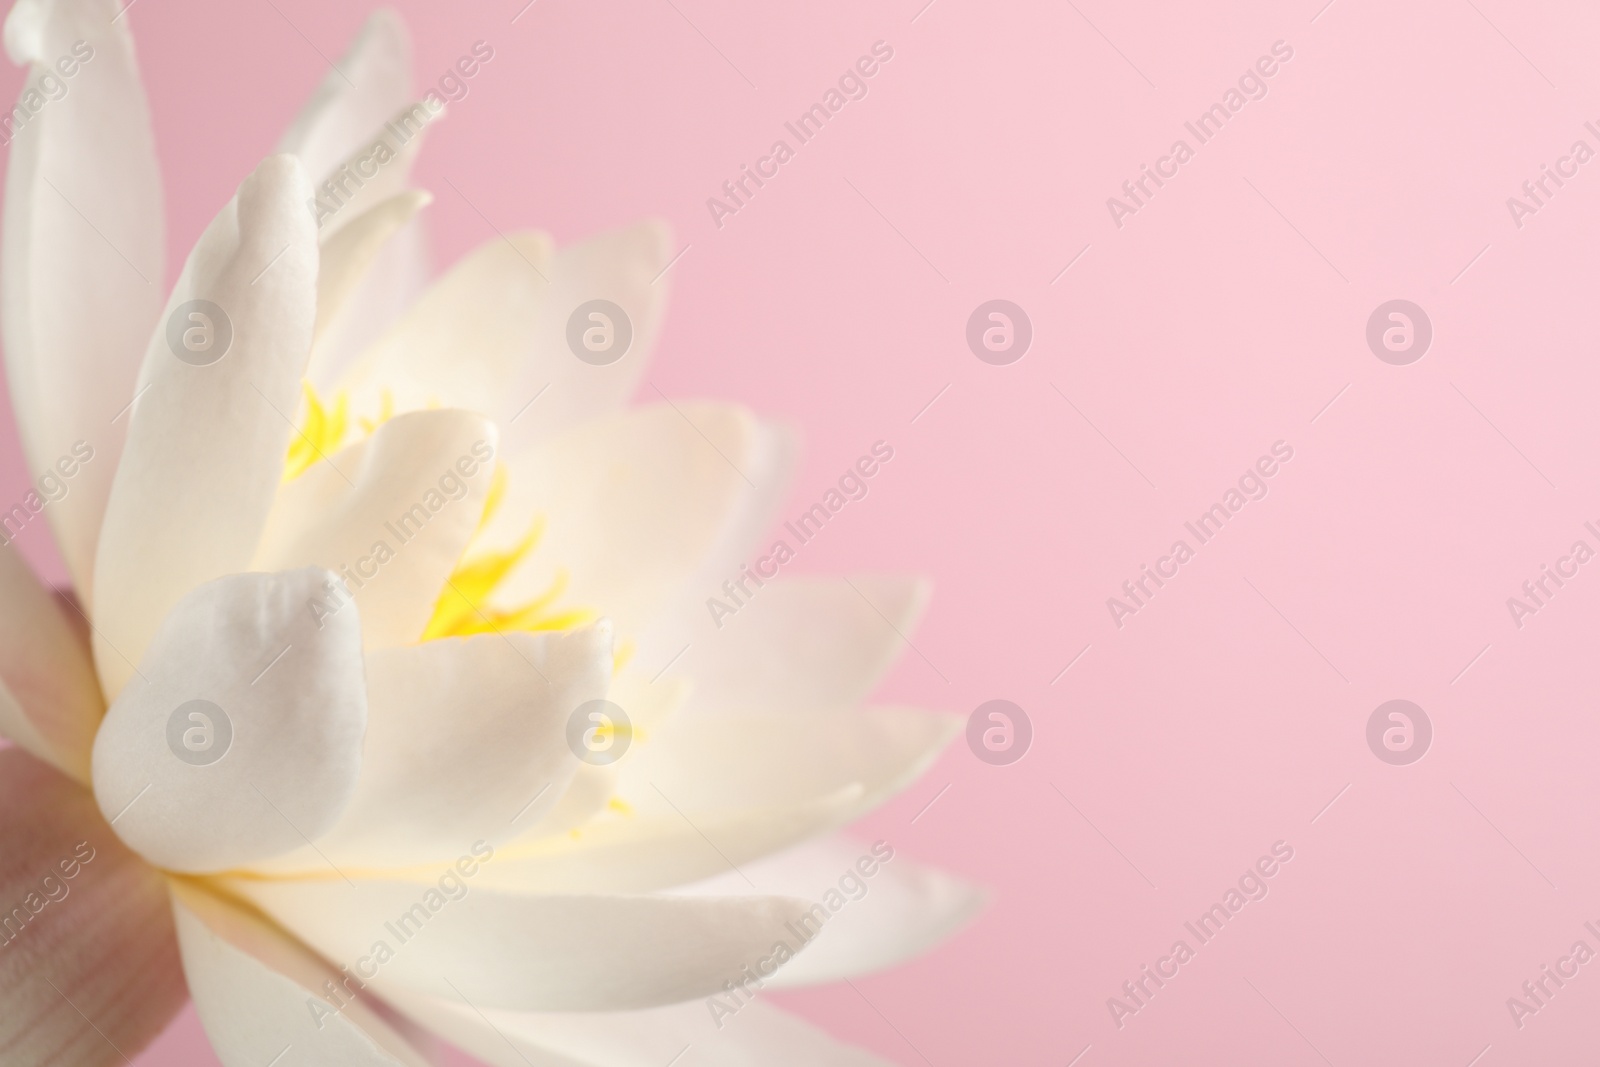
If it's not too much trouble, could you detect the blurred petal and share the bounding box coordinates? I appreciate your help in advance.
[91,568,366,874]
[253,410,497,648]
[679,836,985,988]
[482,403,760,636]
[316,189,431,350]
[302,100,440,386]
[500,220,673,450]
[333,230,553,422]
[389,993,894,1067]
[92,155,317,700]
[475,784,863,895]
[633,419,796,664]
[171,880,436,1067]
[647,576,932,716]
[1,0,165,596]
[0,547,102,782]
[249,624,612,875]
[216,873,816,1013]
[622,706,956,816]
[0,748,185,1067]
[276,10,412,188]
[477,707,955,894]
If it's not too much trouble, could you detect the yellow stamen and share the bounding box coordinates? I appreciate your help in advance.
[284,381,348,481]
[422,471,596,640]
[358,388,395,435]
[612,638,636,677]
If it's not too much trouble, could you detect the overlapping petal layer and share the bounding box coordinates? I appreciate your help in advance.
[91,568,367,873]
[0,0,164,595]
[0,749,185,1067]
[93,155,318,700]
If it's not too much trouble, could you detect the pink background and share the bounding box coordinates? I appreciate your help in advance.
[4,0,1600,1063]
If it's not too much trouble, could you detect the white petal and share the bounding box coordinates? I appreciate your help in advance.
[172,880,435,1067]
[621,706,958,822]
[630,420,797,680]
[475,784,863,895]
[388,993,893,1067]
[276,10,412,188]
[249,624,612,875]
[0,547,102,782]
[483,403,760,636]
[333,231,553,423]
[499,220,673,450]
[643,576,930,715]
[91,568,366,873]
[252,410,497,648]
[316,190,431,350]
[92,154,318,700]
[475,707,956,894]
[301,101,440,386]
[678,836,985,988]
[311,209,432,393]
[0,748,186,1067]
[1,0,165,597]
[216,871,816,1012]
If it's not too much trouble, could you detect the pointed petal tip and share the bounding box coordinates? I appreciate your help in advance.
[3,0,45,65]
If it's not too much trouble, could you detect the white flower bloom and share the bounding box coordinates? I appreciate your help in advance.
[0,3,982,1065]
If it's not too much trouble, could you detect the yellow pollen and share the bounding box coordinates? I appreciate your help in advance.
[284,381,348,481]
[422,464,596,640]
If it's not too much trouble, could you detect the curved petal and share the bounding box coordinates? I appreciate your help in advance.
[482,403,761,637]
[248,623,612,875]
[476,785,863,896]
[332,230,553,424]
[0,547,102,782]
[215,872,816,1013]
[632,419,796,664]
[388,992,894,1067]
[1,0,165,596]
[171,880,436,1067]
[0,748,185,1067]
[643,576,931,716]
[499,220,673,450]
[474,707,957,895]
[91,568,366,874]
[316,190,431,350]
[621,706,957,823]
[92,154,318,700]
[302,100,440,387]
[678,836,985,988]
[252,409,497,648]
[276,9,412,189]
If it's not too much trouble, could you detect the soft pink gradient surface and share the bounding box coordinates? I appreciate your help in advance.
[5,0,1600,1064]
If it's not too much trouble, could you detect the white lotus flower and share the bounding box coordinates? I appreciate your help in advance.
[0,3,982,1065]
